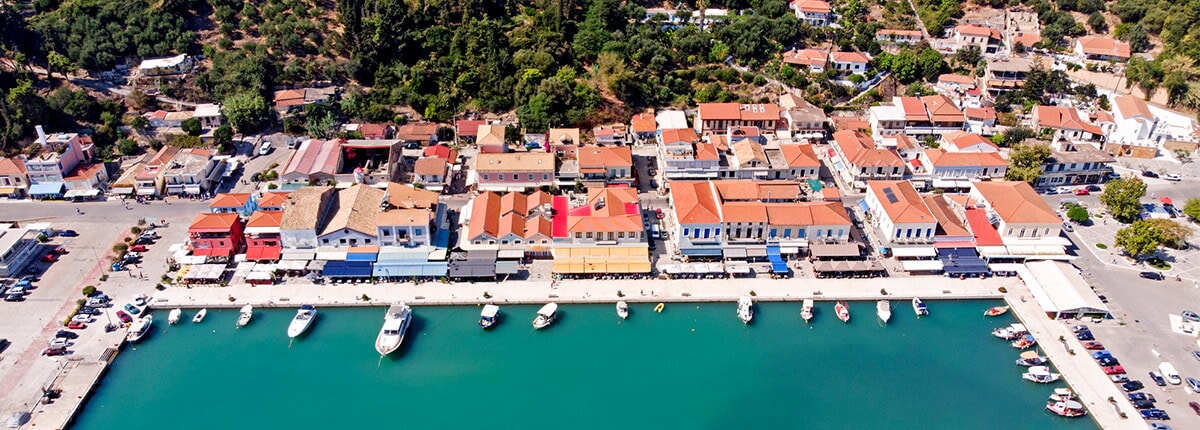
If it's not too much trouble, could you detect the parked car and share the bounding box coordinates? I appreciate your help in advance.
[86,297,109,307]
[66,321,86,330]
[1043,188,1060,195]
[1149,371,1167,386]
[128,244,148,252]
[1193,350,1200,362]
[1110,374,1129,383]
[1184,311,1200,323]
[133,237,154,245]
[1143,170,1160,178]
[77,307,99,315]
[58,230,78,237]
[4,294,23,302]
[1190,401,1200,415]
[1133,399,1157,409]
[48,338,69,349]
[1129,393,1156,402]
[655,208,664,219]
[1076,331,1095,341]
[1122,380,1145,392]
[1086,184,1102,192]
[1062,222,1074,232]
[1141,409,1170,420]
[133,295,147,306]
[1092,350,1113,360]
[1140,271,1165,280]
[140,231,160,240]
[42,347,66,356]
[51,247,68,255]
[1148,423,1171,430]
[1102,365,1126,375]
[1071,324,1089,333]
[258,141,272,156]
[1099,357,1121,367]
[1164,174,1182,181]
[123,303,139,315]
[1056,186,1072,194]
[1073,188,1090,195]
[1187,377,1200,393]
[39,253,57,263]
[54,330,77,339]
[116,310,132,324]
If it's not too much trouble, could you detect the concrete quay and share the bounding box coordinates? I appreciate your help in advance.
[24,360,109,430]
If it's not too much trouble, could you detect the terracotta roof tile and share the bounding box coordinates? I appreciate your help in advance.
[780,144,820,168]
[578,145,633,169]
[661,128,699,145]
[0,157,27,175]
[1077,36,1131,59]
[630,114,657,133]
[972,181,1059,224]
[209,193,251,208]
[246,210,283,228]
[386,183,439,209]
[189,212,241,232]
[924,148,1007,167]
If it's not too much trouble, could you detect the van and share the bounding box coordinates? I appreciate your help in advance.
[1159,362,1182,385]
[650,224,661,239]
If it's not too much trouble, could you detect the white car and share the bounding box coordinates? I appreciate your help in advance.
[258,141,271,156]
[1164,174,1181,181]
[70,314,92,323]
[48,338,70,349]
[1056,186,1072,194]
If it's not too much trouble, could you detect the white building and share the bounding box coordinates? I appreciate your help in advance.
[864,180,937,245]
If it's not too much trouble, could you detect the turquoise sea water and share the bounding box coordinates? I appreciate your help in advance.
[73,300,1097,429]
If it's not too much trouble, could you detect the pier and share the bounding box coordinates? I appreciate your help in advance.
[25,360,109,430]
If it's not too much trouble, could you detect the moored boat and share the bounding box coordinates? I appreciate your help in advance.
[479,304,500,329]
[912,297,928,317]
[836,301,850,323]
[877,300,891,324]
[1012,333,1037,349]
[993,323,1029,340]
[616,301,629,320]
[533,302,558,329]
[1017,350,1048,367]
[236,305,253,328]
[287,305,317,339]
[654,303,664,313]
[192,308,206,323]
[737,296,753,324]
[984,306,1009,316]
[801,299,814,323]
[376,302,412,356]
[168,308,182,325]
[1046,400,1087,417]
[1022,366,1061,383]
[1048,388,1075,403]
[126,315,153,343]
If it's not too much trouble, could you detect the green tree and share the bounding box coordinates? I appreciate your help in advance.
[1143,218,1192,249]
[181,118,202,136]
[1115,220,1162,259]
[1004,142,1050,184]
[116,139,139,156]
[1087,12,1108,33]
[1100,177,1147,223]
[1183,197,1200,221]
[213,125,234,150]
[916,47,946,82]
[1067,205,1090,223]
[223,92,270,133]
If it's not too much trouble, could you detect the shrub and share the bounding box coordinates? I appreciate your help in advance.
[113,243,129,253]
[99,274,108,282]
[267,183,278,190]
[82,285,96,297]
[131,226,143,235]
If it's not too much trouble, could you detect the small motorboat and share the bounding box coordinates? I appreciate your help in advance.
[1023,366,1061,384]
[1017,351,1048,367]
[126,315,153,343]
[192,308,207,323]
[168,308,182,325]
[993,323,1029,340]
[616,301,629,320]
[533,302,558,329]
[737,296,753,324]
[1045,400,1087,417]
[479,304,500,329]
[835,301,850,323]
[1048,388,1075,403]
[912,297,928,317]
[236,305,253,328]
[876,300,891,324]
[1012,334,1037,349]
[801,299,814,323]
[287,305,317,339]
[654,303,664,313]
[984,306,1009,317]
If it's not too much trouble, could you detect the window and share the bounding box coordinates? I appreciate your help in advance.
[528,174,534,180]
[895,230,901,238]
[501,240,508,245]
[414,228,423,236]
[382,230,390,237]
[586,232,593,239]
[837,229,843,238]
[683,228,690,236]
[703,228,710,238]
[715,228,721,236]
[542,174,549,180]
[482,174,489,181]
[498,174,505,181]
[322,239,329,244]
[339,239,347,244]
[365,239,371,244]
[905,229,912,238]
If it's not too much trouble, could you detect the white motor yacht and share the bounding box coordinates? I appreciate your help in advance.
[236,305,253,328]
[877,300,891,324]
[801,299,814,323]
[287,305,317,339]
[168,308,182,325]
[737,296,753,324]
[192,308,207,323]
[533,303,558,329]
[376,302,412,356]
[616,301,629,320]
[912,297,928,317]
[126,315,153,343]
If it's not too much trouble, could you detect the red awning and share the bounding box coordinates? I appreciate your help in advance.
[1160,197,1173,206]
[191,247,230,258]
[910,158,924,167]
[245,246,281,261]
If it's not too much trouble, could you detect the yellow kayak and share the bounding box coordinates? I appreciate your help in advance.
[654,303,665,313]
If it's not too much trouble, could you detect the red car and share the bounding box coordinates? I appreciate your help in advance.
[1190,401,1200,415]
[129,244,148,252]
[42,347,67,356]
[66,321,86,330]
[1103,365,1126,375]
[1084,342,1105,350]
[51,247,68,255]
[39,253,57,263]
[655,208,664,219]
[116,310,132,324]
[1073,188,1090,195]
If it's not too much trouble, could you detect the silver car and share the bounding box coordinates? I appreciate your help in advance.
[1183,311,1200,323]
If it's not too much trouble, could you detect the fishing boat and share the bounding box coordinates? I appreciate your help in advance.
[1048,388,1075,402]
[835,301,850,323]
[1022,366,1061,383]
[1017,350,1048,367]
[654,303,664,313]
[737,296,753,324]
[479,304,500,329]
[993,323,1029,340]
[801,299,814,323]
[616,301,629,320]
[236,305,253,328]
[1046,400,1087,417]
[984,306,1009,317]
[168,308,182,325]
[533,302,558,329]
[125,315,153,343]
[192,308,206,323]
[876,300,891,324]
[912,297,928,317]
[1012,333,1037,349]
[287,305,317,339]
[375,302,412,356]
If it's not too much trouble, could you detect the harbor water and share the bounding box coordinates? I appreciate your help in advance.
[73,300,1097,429]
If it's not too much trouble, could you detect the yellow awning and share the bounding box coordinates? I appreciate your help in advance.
[0,187,15,194]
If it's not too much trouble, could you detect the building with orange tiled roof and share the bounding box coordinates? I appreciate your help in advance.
[969,181,1064,248]
[593,124,627,145]
[1074,36,1131,62]
[943,132,999,153]
[461,191,554,257]
[630,113,658,143]
[779,93,827,140]
[876,29,923,45]
[552,187,650,274]
[547,128,582,159]
[257,192,290,211]
[475,152,556,191]
[1037,144,1115,188]
[244,210,284,262]
[780,48,828,72]
[188,212,245,259]
[963,107,997,134]
[209,193,253,214]
[864,180,937,244]
[954,24,1002,54]
[668,180,851,258]
[918,149,1008,189]
[0,157,29,198]
[694,103,781,135]
[829,130,906,189]
[578,145,633,186]
[162,147,224,197]
[936,74,977,92]
[413,156,451,190]
[455,119,486,143]
[984,57,1033,97]
[1109,95,1161,144]
[830,51,871,75]
[779,144,821,179]
[658,128,719,180]
[790,0,831,26]
[1032,105,1104,142]
[868,95,965,141]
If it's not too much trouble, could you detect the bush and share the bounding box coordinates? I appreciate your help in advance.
[267,183,278,190]
[113,243,129,253]
[1096,243,1108,249]
[131,226,143,235]
[82,285,96,297]
[99,274,108,282]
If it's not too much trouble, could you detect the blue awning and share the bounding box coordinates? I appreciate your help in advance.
[346,252,377,262]
[680,248,723,257]
[322,261,373,277]
[29,182,65,196]
[373,262,448,277]
[771,261,789,274]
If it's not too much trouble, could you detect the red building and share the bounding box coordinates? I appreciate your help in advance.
[188,213,245,259]
[244,211,283,262]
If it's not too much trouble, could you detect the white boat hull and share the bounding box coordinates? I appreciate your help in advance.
[126,316,153,343]
[616,301,629,320]
[237,305,253,327]
[287,307,316,338]
[533,303,558,329]
[168,308,182,325]
[192,309,207,323]
[376,303,411,356]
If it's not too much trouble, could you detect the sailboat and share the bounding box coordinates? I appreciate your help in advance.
[801,299,814,323]
[877,300,891,324]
